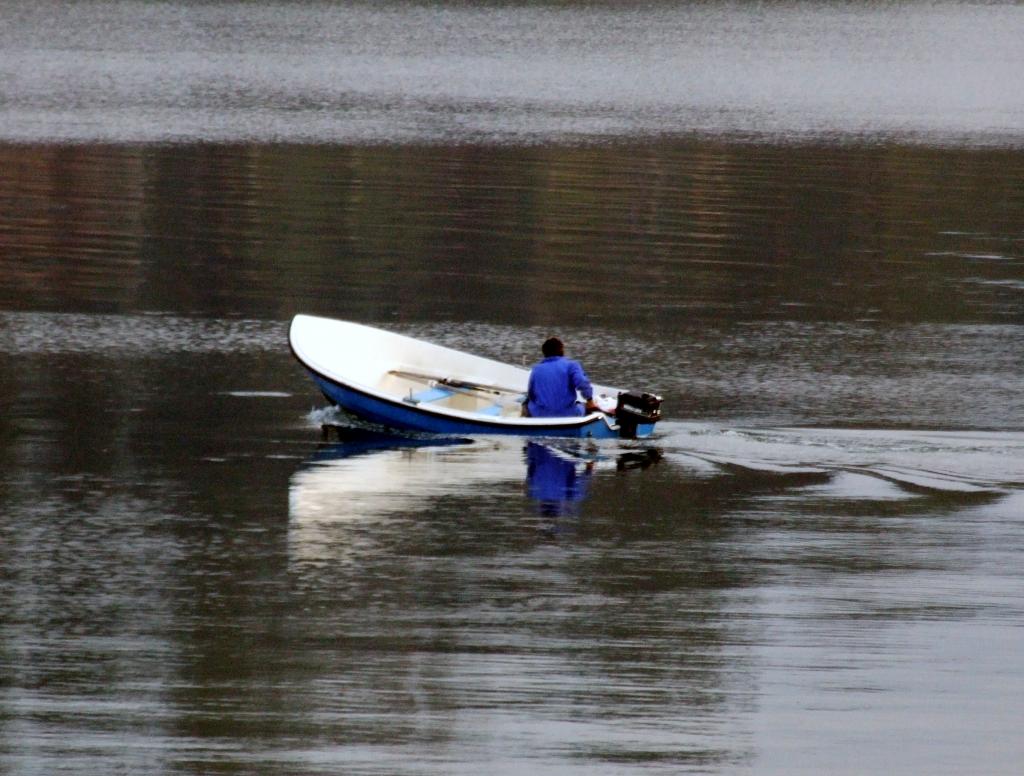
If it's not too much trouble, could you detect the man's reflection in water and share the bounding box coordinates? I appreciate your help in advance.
[525,442,594,526]
[525,442,663,536]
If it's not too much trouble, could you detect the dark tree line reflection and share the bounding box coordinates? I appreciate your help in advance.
[2,142,1022,325]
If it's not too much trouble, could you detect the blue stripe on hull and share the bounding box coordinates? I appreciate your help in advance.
[310,372,653,439]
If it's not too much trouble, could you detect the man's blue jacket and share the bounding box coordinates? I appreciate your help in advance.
[526,356,593,418]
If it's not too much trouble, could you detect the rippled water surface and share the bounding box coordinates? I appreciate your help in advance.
[2,0,1023,145]
[2,1,1024,774]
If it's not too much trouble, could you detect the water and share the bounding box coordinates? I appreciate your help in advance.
[2,2,1024,774]
[2,1,1023,145]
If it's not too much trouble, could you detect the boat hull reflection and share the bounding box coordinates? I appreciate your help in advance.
[288,433,662,558]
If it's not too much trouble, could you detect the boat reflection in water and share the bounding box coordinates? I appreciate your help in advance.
[287,427,662,559]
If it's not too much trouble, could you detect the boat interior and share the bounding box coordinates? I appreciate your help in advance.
[380,369,528,418]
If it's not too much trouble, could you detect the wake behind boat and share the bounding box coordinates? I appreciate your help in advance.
[289,315,662,439]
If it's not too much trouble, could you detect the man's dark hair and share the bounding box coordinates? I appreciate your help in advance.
[541,337,564,357]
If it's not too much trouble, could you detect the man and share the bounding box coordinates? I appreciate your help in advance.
[524,337,600,418]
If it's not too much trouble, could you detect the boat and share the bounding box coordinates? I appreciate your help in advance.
[289,315,662,439]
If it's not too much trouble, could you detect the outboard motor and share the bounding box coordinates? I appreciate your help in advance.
[615,392,663,439]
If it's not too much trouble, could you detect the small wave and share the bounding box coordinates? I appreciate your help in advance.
[221,391,293,398]
[659,421,1024,497]
[306,405,346,428]
[968,279,1024,291]
[848,466,996,495]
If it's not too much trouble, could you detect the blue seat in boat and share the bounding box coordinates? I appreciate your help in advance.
[403,386,454,404]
